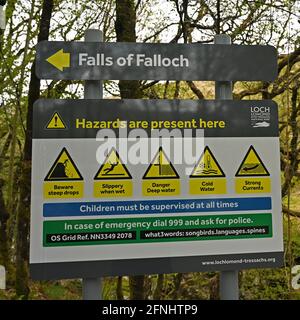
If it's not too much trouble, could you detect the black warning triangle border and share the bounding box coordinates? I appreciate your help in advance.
[190,146,225,178]
[44,147,83,181]
[45,111,67,130]
[142,146,180,180]
[235,145,270,177]
[94,148,132,180]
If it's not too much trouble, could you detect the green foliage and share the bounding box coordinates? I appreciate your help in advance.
[240,268,290,300]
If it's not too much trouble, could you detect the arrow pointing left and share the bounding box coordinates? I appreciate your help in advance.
[46,49,70,71]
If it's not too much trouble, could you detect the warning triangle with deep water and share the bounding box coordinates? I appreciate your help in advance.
[190,146,225,178]
[94,148,132,180]
[143,147,179,179]
[45,148,83,181]
[235,145,270,177]
[46,112,67,129]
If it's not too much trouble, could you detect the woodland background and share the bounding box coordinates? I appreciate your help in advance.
[0,0,300,300]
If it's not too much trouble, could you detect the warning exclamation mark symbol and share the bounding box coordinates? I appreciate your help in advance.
[46,112,67,129]
[54,114,58,127]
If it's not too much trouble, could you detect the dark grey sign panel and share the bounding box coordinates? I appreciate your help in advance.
[30,251,283,280]
[36,41,277,81]
[33,99,278,139]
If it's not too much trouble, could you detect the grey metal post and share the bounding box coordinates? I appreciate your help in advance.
[84,29,103,99]
[214,34,239,300]
[82,29,103,300]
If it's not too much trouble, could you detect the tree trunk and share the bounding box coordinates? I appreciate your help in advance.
[153,274,164,299]
[15,0,54,299]
[172,273,183,299]
[116,276,124,300]
[281,85,299,197]
[0,179,9,269]
[115,0,142,99]
[0,133,12,280]
[115,0,144,300]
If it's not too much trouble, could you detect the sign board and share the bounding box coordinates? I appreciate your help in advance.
[35,41,277,81]
[30,99,283,279]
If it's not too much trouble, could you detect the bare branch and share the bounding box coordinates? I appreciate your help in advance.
[283,206,300,218]
[141,80,159,90]
[186,81,205,99]
[278,47,300,74]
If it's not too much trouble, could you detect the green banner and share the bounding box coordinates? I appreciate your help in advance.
[43,213,272,247]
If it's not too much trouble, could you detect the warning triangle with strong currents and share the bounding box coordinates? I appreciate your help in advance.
[46,112,67,129]
[94,148,132,180]
[143,147,179,179]
[45,148,83,181]
[235,145,270,177]
[190,146,225,178]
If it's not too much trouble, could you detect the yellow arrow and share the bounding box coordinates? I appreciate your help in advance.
[46,49,70,71]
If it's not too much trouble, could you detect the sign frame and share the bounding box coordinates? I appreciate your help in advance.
[30,99,284,280]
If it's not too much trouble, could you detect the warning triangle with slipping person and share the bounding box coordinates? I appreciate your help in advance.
[94,148,132,180]
[45,148,83,181]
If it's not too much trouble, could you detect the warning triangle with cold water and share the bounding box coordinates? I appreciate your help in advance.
[190,146,225,178]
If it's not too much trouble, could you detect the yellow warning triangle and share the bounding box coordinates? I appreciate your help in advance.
[45,148,83,181]
[46,112,67,129]
[94,148,132,180]
[190,146,225,178]
[235,146,269,177]
[143,147,179,179]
